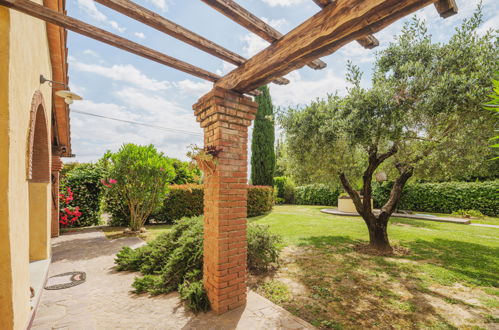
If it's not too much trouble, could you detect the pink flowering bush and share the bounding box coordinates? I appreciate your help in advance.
[59,187,83,227]
[60,163,105,227]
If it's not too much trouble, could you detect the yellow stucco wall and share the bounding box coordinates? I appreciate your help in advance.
[0,2,53,329]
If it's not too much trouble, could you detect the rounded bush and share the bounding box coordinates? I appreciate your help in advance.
[273,177,295,204]
[248,186,274,217]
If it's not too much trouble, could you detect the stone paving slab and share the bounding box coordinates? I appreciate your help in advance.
[321,208,471,224]
[32,229,314,330]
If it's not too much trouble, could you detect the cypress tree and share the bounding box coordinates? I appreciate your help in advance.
[250,85,275,186]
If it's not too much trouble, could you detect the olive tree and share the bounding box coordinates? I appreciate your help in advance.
[280,10,498,252]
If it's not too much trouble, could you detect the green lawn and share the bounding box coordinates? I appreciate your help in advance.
[251,205,499,329]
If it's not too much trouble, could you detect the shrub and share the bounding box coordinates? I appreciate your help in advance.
[60,163,105,227]
[373,180,499,216]
[104,144,176,231]
[248,186,274,217]
[273,177,295,204]
[294,184,340,206]
[115,217,281,311]
[247,224,281,273]
[154,185,204,224]
[452,209,485,219]
[104,160,200,227]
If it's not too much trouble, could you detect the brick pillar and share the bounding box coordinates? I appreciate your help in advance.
[51,155,63,237]
[193,87,258,314]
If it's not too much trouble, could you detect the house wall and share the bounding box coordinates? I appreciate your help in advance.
[0,2,53,328]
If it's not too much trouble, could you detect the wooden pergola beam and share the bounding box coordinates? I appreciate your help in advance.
[434,0,458,18]
[312,0,379,49]
[0,0,220,82]
[94,0,289,85]
[216,0,444,93]
[199,0,327,70]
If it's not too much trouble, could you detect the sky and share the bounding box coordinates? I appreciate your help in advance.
[65,0,499,163]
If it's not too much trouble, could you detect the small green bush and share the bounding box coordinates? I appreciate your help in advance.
[248,186,274,217]
[273,177,295,204]
[294,184,340,206]
[452,209,485,219]
[247,224,281,273]
[115,217,281,311]
[60,163,105,227]
[373,180,499,216]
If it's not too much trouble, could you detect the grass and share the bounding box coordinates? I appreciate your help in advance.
[251,205,499,329]
[102,224,172,242]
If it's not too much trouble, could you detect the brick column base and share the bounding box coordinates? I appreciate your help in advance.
[51,155,63,237]
[193,87,258,314]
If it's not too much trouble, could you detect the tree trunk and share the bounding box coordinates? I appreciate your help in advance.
[367,222,392,252]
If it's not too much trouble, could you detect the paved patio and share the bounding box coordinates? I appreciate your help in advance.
[32,229,314,330]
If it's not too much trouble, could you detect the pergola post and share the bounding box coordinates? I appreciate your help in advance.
[193,87,258,314]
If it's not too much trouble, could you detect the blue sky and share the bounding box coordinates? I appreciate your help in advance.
[66,0,498,163]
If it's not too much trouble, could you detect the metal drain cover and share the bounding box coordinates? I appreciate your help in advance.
[44,271,86,290]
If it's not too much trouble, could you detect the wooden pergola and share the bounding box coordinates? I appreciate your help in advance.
[0,0,457,314]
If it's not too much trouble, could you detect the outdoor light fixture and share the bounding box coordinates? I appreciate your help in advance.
[40,74,82,104]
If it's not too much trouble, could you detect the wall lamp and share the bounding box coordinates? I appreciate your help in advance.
[40,74,83,105]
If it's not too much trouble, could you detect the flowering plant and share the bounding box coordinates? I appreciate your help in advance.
[187,144,223,175]
[59,187,82,227]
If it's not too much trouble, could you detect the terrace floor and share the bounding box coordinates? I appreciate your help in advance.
[32,228,313,330]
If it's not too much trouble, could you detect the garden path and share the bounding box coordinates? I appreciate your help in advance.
[32,228,314,330]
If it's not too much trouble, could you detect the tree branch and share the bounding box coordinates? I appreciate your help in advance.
[339,173,364,216]
[379,164,414,220]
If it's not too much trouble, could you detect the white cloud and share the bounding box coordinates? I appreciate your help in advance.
[83,49,99,57]
[69,92,203,163]
[76,0,126,33]
[174,80,212,97]
[261,0,306,7]
[133,32,146,39]
[269,70,348,107]
[261,17,288,30]
[145,0,169,12]
[216,61,237,76]
[70,60,171,92]
[242,34,269,57]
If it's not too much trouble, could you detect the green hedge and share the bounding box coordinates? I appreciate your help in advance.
[273,177,295,204]
[294,184,340,206]
[247,186,274,217]
[154,185,204,223]
[116,184,274,225]
[373,180,499,216]
[60,163,105,227]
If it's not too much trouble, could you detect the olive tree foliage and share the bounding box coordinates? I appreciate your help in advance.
[279,9,498,252]
[103,144,175,231]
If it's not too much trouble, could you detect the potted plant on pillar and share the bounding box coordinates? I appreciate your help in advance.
[187,145,223,176]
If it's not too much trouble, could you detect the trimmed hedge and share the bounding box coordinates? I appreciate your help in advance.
[273,177,295,204]
[154,185,204,223]
[60,163,105,227]
[152,185,273,224]
[247,186,274,217]
[294,184,340,206]
[373,180,499,216]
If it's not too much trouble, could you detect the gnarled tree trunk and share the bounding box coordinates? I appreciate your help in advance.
[339,145,413,253]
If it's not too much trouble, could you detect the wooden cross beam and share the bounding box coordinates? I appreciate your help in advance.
[94,0,289,85]
[216,0,451,93]
[434,0,458,18]
[199,0,327,70]
[312,0,379,49]
[0,0,221,82]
